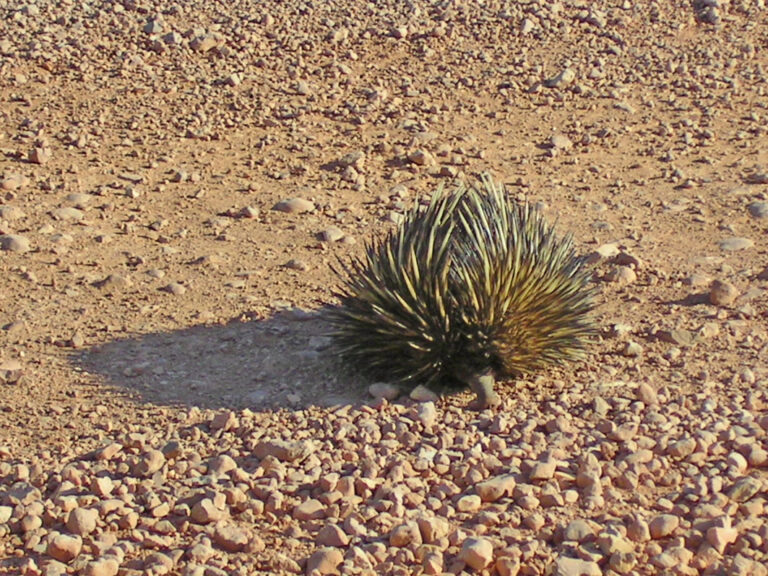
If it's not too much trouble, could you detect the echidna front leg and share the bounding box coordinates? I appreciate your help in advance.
[468,369,501,410]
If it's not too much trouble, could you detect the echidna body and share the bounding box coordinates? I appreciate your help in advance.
[329,176,595,408]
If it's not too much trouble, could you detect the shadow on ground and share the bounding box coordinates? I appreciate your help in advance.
[72,309,371,410]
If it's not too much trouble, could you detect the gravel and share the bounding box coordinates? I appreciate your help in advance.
[2,384,767,573]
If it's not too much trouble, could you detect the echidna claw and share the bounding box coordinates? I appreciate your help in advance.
[468,371,501,410]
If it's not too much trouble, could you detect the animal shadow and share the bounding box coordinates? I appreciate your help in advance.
[72,308,370,410]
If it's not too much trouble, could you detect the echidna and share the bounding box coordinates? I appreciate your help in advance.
[329,175,595,409]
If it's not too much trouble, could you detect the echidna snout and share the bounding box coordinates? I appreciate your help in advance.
[465,369,500,410]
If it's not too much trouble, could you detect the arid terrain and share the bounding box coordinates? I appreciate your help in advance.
[1,1,768,575]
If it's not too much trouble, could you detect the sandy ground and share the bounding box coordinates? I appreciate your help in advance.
[1,1,768,575]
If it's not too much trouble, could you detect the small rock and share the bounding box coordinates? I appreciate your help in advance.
[417,515,450,544]
[213,522,250,552]
[316,523,349,547]
[649,514,679,539]
[744,171,768,184]
[391,25,408,39]
[97,274,132,291]
[187,542,215,563]
[47,534,82,562]
[415,402,437,428]
[29,147,52,164]
[591,243,620,260]
[0,506,12,523]
[190,34,219,52]
[627,517,650,542]
[476,474,516,502]
[520,18,535,35]
[191,498,225,524]
[210,411,238,431]
[667,437,697,459]
[37,559,65,576]
[294,498,324,521]
[163,282,186,295]
[285,259,309,271]
[438,165,459,178]
[553,556,601,576]
[64,193,92,208]
[0,173,29,190]
[269,554,301,573]
[622,341,643,357]
[390,522,422,547]
[0,360,24,385]
[651,546,693,569]
[593,397,610,416]
[118,172,144,184]
[423,550,444,575]
[658,329,697,347]
[253,439,312,462]
[20,514,42,532]
[338,150,365,170]
[407,149,433,166]
[596,531,634,555]
[238,206,259,219]
[94,443,123,461]
[636,383,658,405]
[133,449,165,476]
[706,525,738,554]
[497,555,521,576]
[747,201,768,219]
[747,446,768,467]
[69,331,85,349]
[82,557,119,576]
[0,206,25,220]
[551,134,573,149]
[306,547,343,575]
[66,508,98,536]
[0,234,31,253]
[727,452,748,473]
[544,68,576,88]
[272,198,315,214]
[608,552,636,574]
[327,27,348,43]
[684,273,711,287]
[699,323,720,339]
[563,519,596,542]
[91,477,114,497]
[459,537,494,571]
[51,207,84,221]
[318,227,344,242]
[730,555,768,576]
[456,494,482,512]
[143,552,174,573]
[5,482,41,505]
[606,266,637,285]
[727,477,762,502]
[523,513,546,531]
[529,459,557,481]
[709,280,739,306]
[296,80,311,95]
[208,454,237,475]
[144,18,163,34]
[718,237,754,251]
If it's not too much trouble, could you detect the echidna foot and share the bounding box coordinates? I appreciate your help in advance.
[468,370,500,410]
